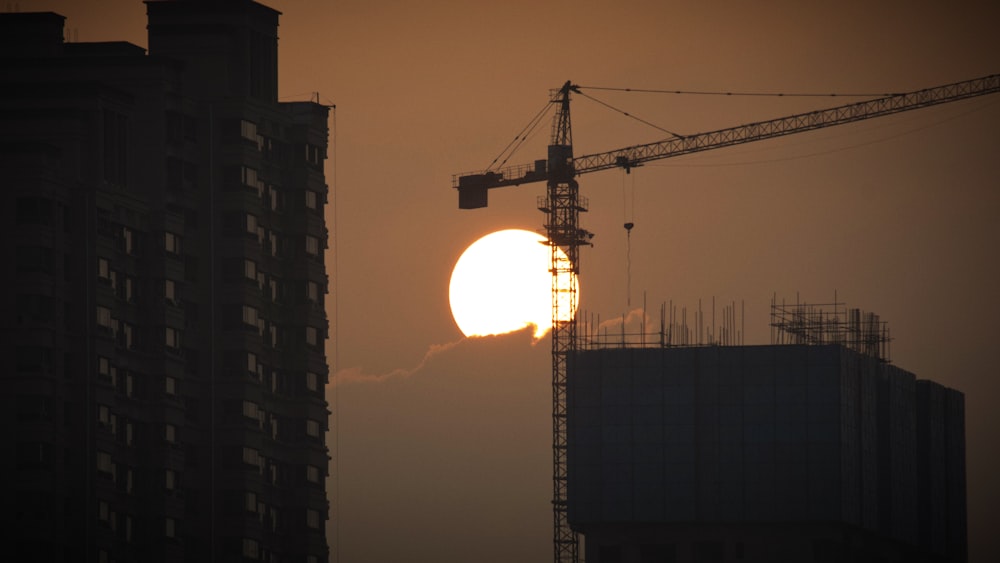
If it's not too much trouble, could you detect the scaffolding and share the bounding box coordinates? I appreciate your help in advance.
[576,295,891,364]
[578,297,746,350]
[769,295,891,363]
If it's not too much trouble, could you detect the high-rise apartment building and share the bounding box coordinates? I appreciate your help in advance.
[0,2,331,561]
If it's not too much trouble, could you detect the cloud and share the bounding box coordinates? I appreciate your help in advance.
[331,337,466,385]
[330,327,550,386]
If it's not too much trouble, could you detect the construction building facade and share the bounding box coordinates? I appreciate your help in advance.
[0,1,331,561]
[567,305,966,563]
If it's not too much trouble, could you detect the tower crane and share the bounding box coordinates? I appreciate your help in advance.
[450,73,1000,563]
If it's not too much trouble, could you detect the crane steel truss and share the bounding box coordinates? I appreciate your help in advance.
[452,73,999,563]
[453,74,1000,198]
[540,83,589,563]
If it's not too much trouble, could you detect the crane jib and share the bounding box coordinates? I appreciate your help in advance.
[453,73,1000,210]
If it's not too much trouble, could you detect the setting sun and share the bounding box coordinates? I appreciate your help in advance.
[449,229,579,339]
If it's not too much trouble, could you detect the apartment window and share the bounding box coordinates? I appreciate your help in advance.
[305,371,319,392]
[241,165,258,186]
[243,447,260,467]
[245,491,257,512]
[98,356,111,379]
[165,279,176,303]
[165,376,177,396]
[98,404,111,428]
[99,500,110,523]
[306,419,320,438]
[96,306,112,327]
[165,517,175,538]
[122,227,134,255]
[242,400,259,420]
[306,465,320,483]
[305,143,322,166]
[121,322,133,349]
[97,451,113,474]
[246,213,258,234]
[164,232,181,255]
[306,508,320,529]
[269,232,279,256]
[305,190,318,210]
[305,235,320,256]
[247,352,258,375]
[241,165,263,196]
[305,326,318,347]
[240,119,257,141]
[125,422,133,446]
[165,326,180,349]
[125,373,134,398]
[307,281,320,303]
[123,276,134,302]
[242,305,259,327]
[269,279,278,302]
[124,515,132,541]
[268,186,280,211]
[165,424,176,444]
[243,538,259,559]
[165,469,175,490]
[244,259,257,281]
[98,257,111,282]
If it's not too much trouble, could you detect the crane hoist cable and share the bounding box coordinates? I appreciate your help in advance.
[622,168,636,307]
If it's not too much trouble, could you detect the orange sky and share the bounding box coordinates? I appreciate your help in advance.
[29,1,1000,561]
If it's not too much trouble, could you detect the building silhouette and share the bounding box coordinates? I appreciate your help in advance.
[568,305,966,563]
[0,2,331,561]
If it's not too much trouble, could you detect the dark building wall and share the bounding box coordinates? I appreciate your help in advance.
[0,3,330,562]
[567,345,966,563]
[916,380,968,561]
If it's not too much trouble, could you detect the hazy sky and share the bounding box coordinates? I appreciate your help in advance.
[30,1,1000,561]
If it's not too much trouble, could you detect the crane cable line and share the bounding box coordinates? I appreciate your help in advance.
[486,93,558,172]
[484,83,899,174]
[577,85,899,98]
[575,89,685,138]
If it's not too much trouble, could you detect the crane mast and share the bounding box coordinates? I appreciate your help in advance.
[543,81,588,563]
[452,73,999,563]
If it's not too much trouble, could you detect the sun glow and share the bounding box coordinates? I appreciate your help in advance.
[449,229,579,339]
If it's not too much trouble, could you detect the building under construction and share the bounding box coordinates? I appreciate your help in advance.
[567,300,966,563]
